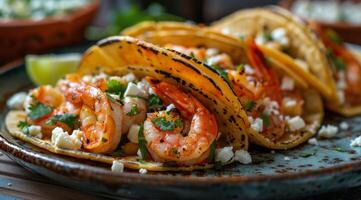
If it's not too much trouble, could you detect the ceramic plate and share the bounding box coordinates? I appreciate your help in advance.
[0,59,361,200]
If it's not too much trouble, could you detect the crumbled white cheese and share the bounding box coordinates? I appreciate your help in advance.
[215,146,234,164]
[28,125,42,139]
[127,124,140,143]
[284,156,291,161]
[137,149,143,159]
[281,76,295,91]
[308,138,319,145]
[350,136,361,147]
[108,93,121,101]
[136,79,152,97]
[111,160,124,172]
[221,27,230,35]
[336,71,347,90]
[7,92,27,110]
[124,82,145,97]
[206,48,219,57]
[340,122,349,130]
[51,127,82,150]
[287,116,306,131]
[283,97,297,108]
[121,73,137,83]
[318,125,338,139]
[244,64,255,75]
[139,168,148,174]
[255,33,267,45]
[250,117,263,133]
[294,59,309,72]
[234,150,252,164]
[262,97,279,115]
[337,90,345,104]
[271,28,289,47]
[82,75,93,83]
[166,104,176,112]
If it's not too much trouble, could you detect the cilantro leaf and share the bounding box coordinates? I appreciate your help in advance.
[46,114,79,129]
[152,117,175,131]
[261,113,271,128]
[327,49,346,71]
[106,80,127,96]
[245,101,256,112]
[127,105,139,116]
[209,65,231,86]
[208,140,217,163]
[326,30,342,44]
[236,64,244,72]
[148,94,163,111]
[28,103,52,120]
[264,32,273,41]
[137,124,148,159]
[175,118,183,128]
[17,121,30,134]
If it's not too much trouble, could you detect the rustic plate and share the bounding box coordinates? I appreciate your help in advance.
[0,58,361,200]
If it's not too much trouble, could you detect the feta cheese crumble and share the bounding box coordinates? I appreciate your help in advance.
[127,124,140,143]
[51,127,82,150]
[350,136,361,147]
[234,150,252,164]
[139,168,148,174]
[124,82,145,97]
[166,104,176,112]
[111,160,124,172]
[287,116,306,131]
[215,146,234,164]
[137,149,143,159]
[6,92,27,110]
[339,122,349,130]
[318,125,338,139]
[308,138,319,146]
[249,117,263,133]
[281,76,295,91]
[28,125,42,139]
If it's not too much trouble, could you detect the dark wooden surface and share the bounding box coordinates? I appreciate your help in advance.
[1,152,361,200]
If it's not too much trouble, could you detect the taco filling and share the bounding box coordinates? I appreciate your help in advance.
[164,39,309,142]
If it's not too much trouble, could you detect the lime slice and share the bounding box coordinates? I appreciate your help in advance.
[26,53,81,86]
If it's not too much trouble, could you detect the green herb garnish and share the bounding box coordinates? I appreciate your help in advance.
[264,32,273,41]
[152,117,175,131]
[210,65,231,86]
[46,114,79,129]
[175,118,183,128]
[245,101,256,112]
[327,49,346,71]
[171,147,179,155]
[236,64,244,72]
[106,80,127,96]
[28,102,52,120]
[17,121,30,134]
[326,30,342,44]
[127,104,139,116]
[208,140,217,163]
[148,94,163,110]
[138,124,148,159]
[261,113,271,127]
[190,52,196,59]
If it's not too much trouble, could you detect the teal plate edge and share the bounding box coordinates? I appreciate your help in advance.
[0,62,361,200]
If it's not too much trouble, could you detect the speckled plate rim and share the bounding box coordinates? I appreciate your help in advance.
[1,63,361,187]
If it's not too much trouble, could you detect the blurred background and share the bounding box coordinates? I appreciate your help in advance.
[1,0,361,66]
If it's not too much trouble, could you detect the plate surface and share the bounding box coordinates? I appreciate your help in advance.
[1,63,361,200]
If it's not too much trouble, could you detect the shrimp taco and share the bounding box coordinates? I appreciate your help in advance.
[6,36,250,171]
[210,7,361,116]
[123,22,324,150]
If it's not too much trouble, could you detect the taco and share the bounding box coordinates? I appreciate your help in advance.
[210,7,361,115]
[6,36,250,171]
[123,22,324,149]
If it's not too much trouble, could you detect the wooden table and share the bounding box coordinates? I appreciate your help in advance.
[1,152,360,200]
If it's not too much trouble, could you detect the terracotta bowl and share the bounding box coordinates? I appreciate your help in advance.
[280,0,361,45]
[0,0,99,65]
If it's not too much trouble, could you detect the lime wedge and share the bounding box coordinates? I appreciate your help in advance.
[26,53,81,86]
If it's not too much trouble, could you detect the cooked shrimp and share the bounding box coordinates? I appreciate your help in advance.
[64,84,123,153]
[24,85,64,114]
[143,77,218,165]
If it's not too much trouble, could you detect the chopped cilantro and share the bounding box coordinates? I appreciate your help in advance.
[152,117,175,131]
[190,52,196,59]
[106,80,127,96]
[245,101,256,112]
[327,49,346,71]
[17,121,30,134]
[239,35,245,41]
[171,147,179,155]
[175,118,183,128]
[28,102,52,120]
[208,140,216,163]
[148,94,163,110]
[209,65,232,86]
[101,137,108,143]
[326,30,342,44]
[261,113,271,127]
[264,32,273,41]
[138,124,148,159]
[236,64,244,72]
[46,114,79,129]
[127,104,139,116]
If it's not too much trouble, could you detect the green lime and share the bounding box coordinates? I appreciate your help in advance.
[26,53,81,86]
